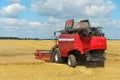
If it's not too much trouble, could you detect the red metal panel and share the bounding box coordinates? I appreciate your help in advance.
[81,37,91,53]
[58,34,75,57]
[58,34,107,57]
[73,34,83,53]
[90,36,107,50]
[58,34,84,57]
[34,50,51,62]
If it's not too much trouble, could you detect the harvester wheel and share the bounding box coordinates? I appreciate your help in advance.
[68,54,77,67]
[96,61,105,67]
[54,52,59,62]
[51,49,62,63]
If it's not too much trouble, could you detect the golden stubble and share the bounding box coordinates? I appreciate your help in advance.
[0,40,119,80]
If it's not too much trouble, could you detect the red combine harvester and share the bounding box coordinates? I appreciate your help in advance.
[34,19,107,67]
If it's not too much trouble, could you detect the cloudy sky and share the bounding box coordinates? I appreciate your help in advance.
[0,0,120,39]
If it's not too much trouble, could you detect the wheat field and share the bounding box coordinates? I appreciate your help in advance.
[0,40,120,80]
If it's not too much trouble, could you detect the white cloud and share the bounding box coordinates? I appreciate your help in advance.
[22,0,119,39]
[47,17,62,24]
[0,18,27,27]
[0,3,26,18]
[0,17,120,39]
[29,22,41,27]
[31,0,115,18]
[89,19,120,28]
[9,0,21,3]
[0,17,64,38]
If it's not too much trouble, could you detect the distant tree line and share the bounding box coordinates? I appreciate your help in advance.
[0,37,119,40]
[0,37,55,40]
[107,39,120,40]
[0,37,20,40]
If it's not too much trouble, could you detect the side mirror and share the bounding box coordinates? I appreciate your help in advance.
[54,32,56,36]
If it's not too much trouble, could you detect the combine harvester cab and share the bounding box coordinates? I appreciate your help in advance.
[34,19,107,67]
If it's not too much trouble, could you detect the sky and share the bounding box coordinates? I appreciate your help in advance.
[0,0,120,39]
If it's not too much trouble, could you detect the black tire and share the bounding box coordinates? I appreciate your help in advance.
[96,61,105,67]
[68,54,77,67]
[51,49,62,63]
